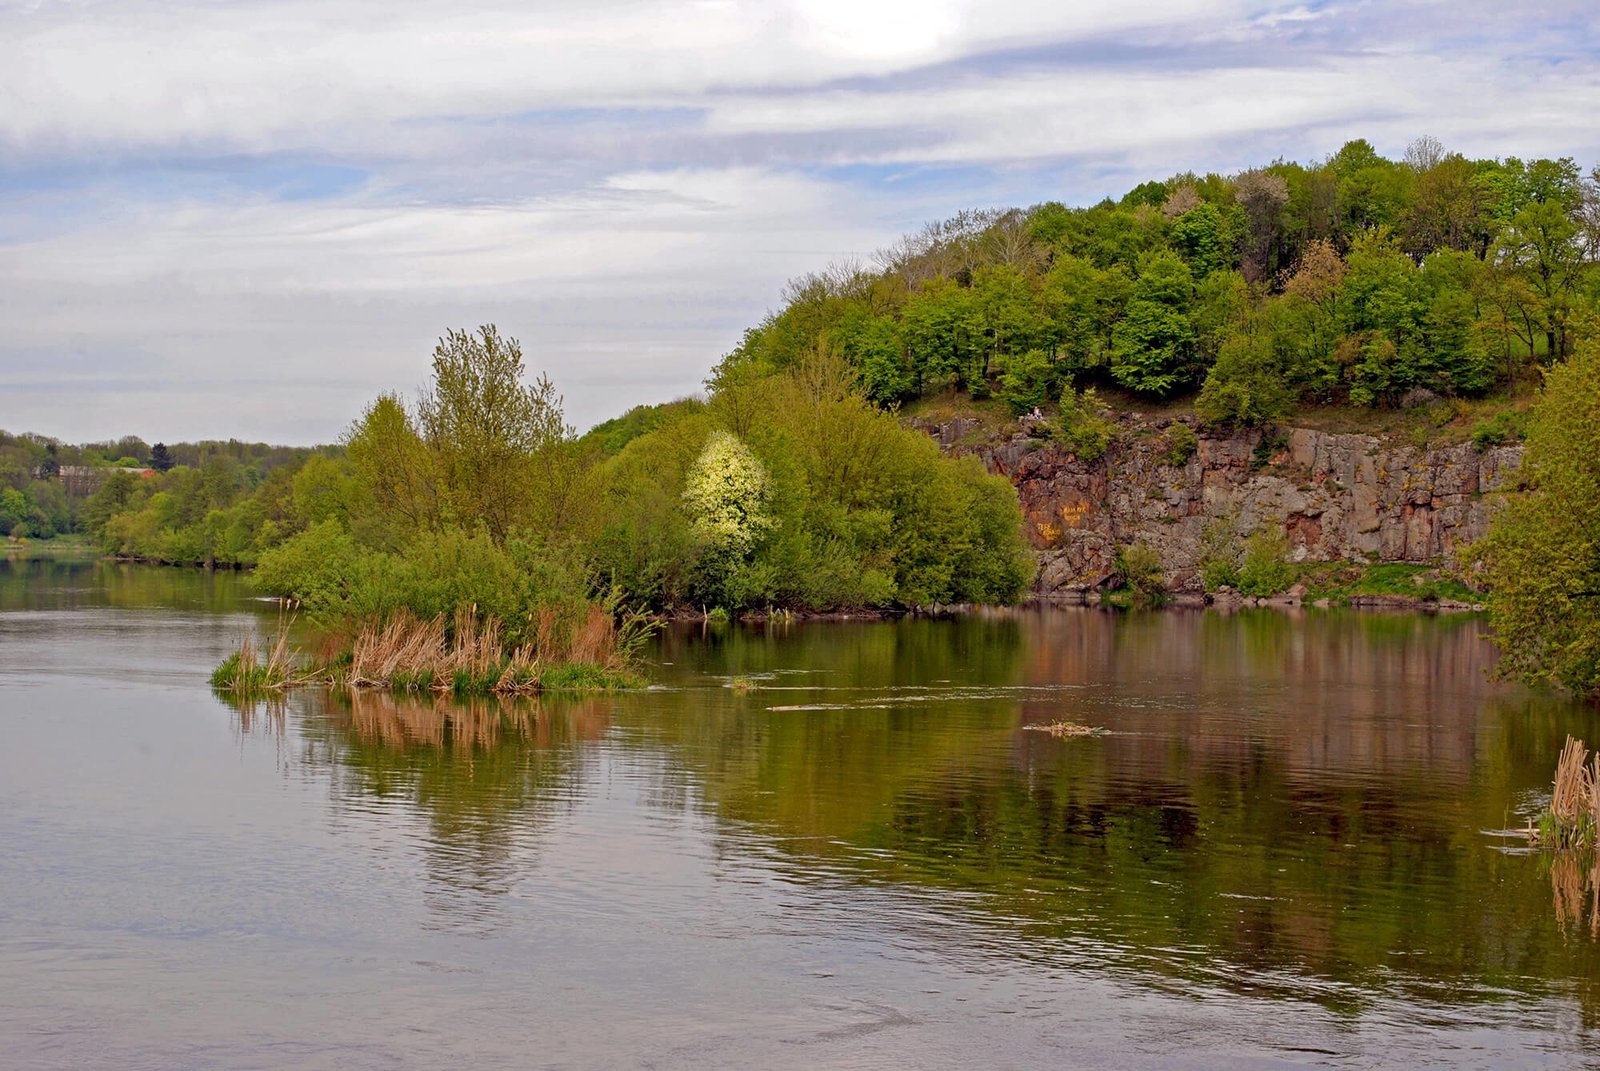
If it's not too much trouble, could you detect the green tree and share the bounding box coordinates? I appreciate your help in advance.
[416,325,570,542]
[1477,338,1600,697]
[1110,251,1197,395]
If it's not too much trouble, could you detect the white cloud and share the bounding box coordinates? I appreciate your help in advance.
[1,0,1598,442]
[0,166,903,440]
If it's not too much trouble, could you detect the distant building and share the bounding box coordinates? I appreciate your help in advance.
[49,465,157,497]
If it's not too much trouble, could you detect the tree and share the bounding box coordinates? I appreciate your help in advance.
[1477,338,1600,698]
[1110,251,1197,395]
[148,443,175,472]
[1196,312,1295,427]
[1234,169,1289,282]
[1493,158,1585,362]
[345,393,440,546]
[683,430,773,607]
[416,325,571,542]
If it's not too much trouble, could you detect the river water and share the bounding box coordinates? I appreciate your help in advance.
[3,554,1599,1069]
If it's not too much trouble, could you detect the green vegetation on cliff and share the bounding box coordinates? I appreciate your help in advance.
[719,139,1599,429]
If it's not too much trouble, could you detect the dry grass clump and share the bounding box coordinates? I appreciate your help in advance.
[1538,736,1600,850]
[1022,721,1108,738]
[211,624,301,694]
[343,606,643,696]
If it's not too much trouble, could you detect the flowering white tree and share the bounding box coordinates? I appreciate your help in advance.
[682,430,771,555]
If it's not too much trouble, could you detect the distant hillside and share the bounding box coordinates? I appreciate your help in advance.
[715,138,1599,430]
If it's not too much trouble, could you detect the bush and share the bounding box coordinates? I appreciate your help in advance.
[1470,410,1528,452]
[1195,329,1294,428]
[1197,515,1244,591]
[1163,424,1198,466]
[998,349,1062,415]
[1236,529,1295,596]
[1052,385,1117,461]
[1114,542,1166,607]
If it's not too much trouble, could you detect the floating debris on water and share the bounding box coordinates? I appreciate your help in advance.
[1022,721,1108,737]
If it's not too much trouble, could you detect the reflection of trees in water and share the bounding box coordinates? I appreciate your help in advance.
[245,686,614,934]
[636,609,1600,1013]
[0,557,253,613]
[653,611,1026,688]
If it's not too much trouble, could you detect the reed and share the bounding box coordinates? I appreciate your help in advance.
[1537,735,1599,849]
[342,606,642,696]
[210,623,300,694]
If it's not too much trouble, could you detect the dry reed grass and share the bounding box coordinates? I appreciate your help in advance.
[1541,736,1600,849]
[1022,721,1108,737]
[211,619,301,693]
[342,605,642,695]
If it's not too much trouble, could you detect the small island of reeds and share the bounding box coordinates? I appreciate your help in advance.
[214,602,650,701]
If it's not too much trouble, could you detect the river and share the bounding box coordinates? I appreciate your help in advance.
[2,553,1598,1069]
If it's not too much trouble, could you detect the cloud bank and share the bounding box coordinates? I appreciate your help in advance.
[2,0,1597,441]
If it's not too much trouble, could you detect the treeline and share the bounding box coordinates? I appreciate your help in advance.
[0,430,322,541]
[84,327,1030,616]
[720,137,1600,425]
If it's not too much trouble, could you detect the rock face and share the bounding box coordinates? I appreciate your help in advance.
[932,417,1523,596]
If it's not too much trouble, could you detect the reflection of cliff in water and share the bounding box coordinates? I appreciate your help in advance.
[1017,609,1504,781]
[633,610,1600,1013]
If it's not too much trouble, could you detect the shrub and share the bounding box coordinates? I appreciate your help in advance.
[1163,424,1198,466]
[998,349,1062,415]
[1197,515,1244,591]
[1195,328,1294,428]
[1236,529,1295,596]
[1471,410,1527,452]
[1052,385,1117,461]
[1114,542,1166,607]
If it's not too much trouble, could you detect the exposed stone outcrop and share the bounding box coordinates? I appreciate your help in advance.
[932,416,1523,597]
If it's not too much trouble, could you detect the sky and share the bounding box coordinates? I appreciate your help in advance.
[2,0,1598,445]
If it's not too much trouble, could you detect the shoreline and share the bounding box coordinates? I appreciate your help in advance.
[9,549,1486,618]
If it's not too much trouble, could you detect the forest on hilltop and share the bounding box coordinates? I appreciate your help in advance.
[719,137,1599,427]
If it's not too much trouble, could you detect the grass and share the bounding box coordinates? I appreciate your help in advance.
[210,628,300,694]
[1284,390,1532,447]
[899,382,1536,452]
[1535,736,1600,850]
[213,605,650,699]
[1297,561,1480,605]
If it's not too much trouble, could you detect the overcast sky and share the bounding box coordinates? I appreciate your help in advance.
[3,0,1598,445]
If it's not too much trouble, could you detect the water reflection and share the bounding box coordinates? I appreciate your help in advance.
[12,550,1600,1065]
[250,610,1600,1019]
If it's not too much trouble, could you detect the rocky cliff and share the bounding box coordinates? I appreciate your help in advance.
[926,416,1523,596]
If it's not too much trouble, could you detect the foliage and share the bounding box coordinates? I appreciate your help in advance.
[1163,423,1199,466]
[1113,542,1166,608]
[1050,384,1117,461]
[1198,516,1244,592]
[1477,339,1600,697]
[709,139,1598,416]
[1471,409,1528,451]
[1236,529,1296,597]
[417,325,576,541]
[594,351,1032,611]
